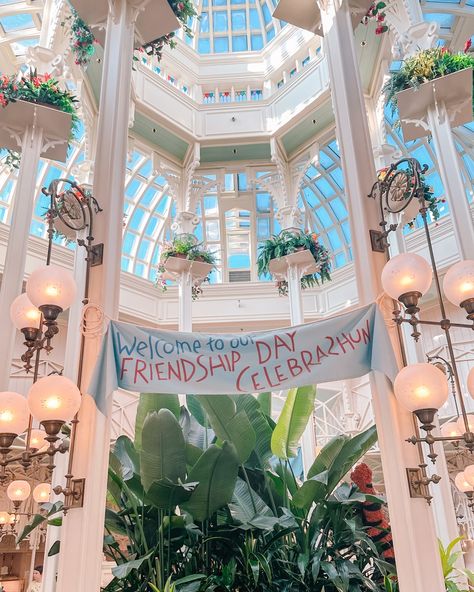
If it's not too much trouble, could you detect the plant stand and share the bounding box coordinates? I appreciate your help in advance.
[268,249,319,474]
[269,249,321,324]
[162,257,213,331]
[0,101,72,391]
[70,0,179,46]
[396,67,474,258]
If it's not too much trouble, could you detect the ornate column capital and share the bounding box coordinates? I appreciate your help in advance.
[171,211,200,236]
[275,205,305,231]
[25,46,67,76]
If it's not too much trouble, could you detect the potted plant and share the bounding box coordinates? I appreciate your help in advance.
[156,235,217,300]
[0,69,79,168]
[257,229,331,296]
[384,47,474,115]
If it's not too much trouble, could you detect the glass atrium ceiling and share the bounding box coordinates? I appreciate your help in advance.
[185,0,285,54]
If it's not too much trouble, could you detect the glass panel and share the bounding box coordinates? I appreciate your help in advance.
[213,11,228,31]
[231,9,246,29]
[214,36,229,52]
[232,35,247,51]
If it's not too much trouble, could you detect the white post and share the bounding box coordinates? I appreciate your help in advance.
[285,259,316,475]
[319,1,445,589]
[427,102,474,259]
[0,125,43,391]
[55,0,135,588]
[42,229,89,590]
[178,270,193,332]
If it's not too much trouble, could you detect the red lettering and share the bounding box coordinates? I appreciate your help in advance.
[301,350,317,373]
[182,359,196,382]
[120,357,133,380]
[315,345,328,364]
[195,355,209,383]
[154,362,165,380]
[168,360,182,381]
[274,364,288,383]
[231,350,241,370]
[336,333,355,354]
[251,372,263,390]
[361,319,371,344]
[326,336,339,356]
[287,358,303,377]
[209,354,227,376]
[274,334,294,358]
[256,341,271,364]
[236,365,250,392]
[134,359,149,384]
[263,365,280,388]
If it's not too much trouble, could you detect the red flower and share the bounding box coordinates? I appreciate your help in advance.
[32,76,42,87]
[0,93,7,107]
[177,2,184,9]
[465,38,472,53]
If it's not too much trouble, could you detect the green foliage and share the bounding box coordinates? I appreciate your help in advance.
[384,48,474,114]
[439,537,474,592]
[257,230,331,296]
[156,236,217,300]
[271,385,316,460]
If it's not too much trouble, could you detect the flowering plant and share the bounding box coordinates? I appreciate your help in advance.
[362,2,388,36]
[155,235,217,300]
[257,230,331,296]
[0,69,78,169]
[377,166,442,226]
[62,8,96,67]
[140,0,198,62]
[384,48,474,115]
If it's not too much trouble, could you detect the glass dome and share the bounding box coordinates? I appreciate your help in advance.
[186,0,286,55]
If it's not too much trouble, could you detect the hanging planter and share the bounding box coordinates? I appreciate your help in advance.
[62,7,97,68]
[155,235,217,301]
[0,70,78,165]
[377,164,442,226]
[384,48,474,140]
[257,230,331,296]
[361,1,388,36]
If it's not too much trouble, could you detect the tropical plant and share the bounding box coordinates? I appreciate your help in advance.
[156,236,217,301]
[257,229,331,296]
[100,388,393,591]
[384,48,474,115]
[439,537,474,592]
[0,69,79,170]
[62,7,97,67]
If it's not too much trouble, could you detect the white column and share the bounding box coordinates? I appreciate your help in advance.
[0,126,43,391]
[319,1,445,590]
[427,102,474,259]
[178,270,193,332]
[285,260,315,475]
[55,0,135,588]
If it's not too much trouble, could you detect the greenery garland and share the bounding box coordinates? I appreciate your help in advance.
[0,69,78,169]
[384,48,474,115]
[362,1,388,35]
[257,230,331,296]
[156,235,217,300]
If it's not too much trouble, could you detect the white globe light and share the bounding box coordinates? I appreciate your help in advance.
[455,471,473,493]
[0,391,29,436]
[381,253,432,301]
[9,293,41,330]
[464,465,474,487]
[0,511,10,525]
[440,421,461,439]
[33,483,51,504]
[443,260,474,307]
[26,265,77,312]
[7,480,31,502]
[28,375,81,424]
[28,428,47,450]
[467,367,474,400]
[457,414,474,434]
[393,363,449,412]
